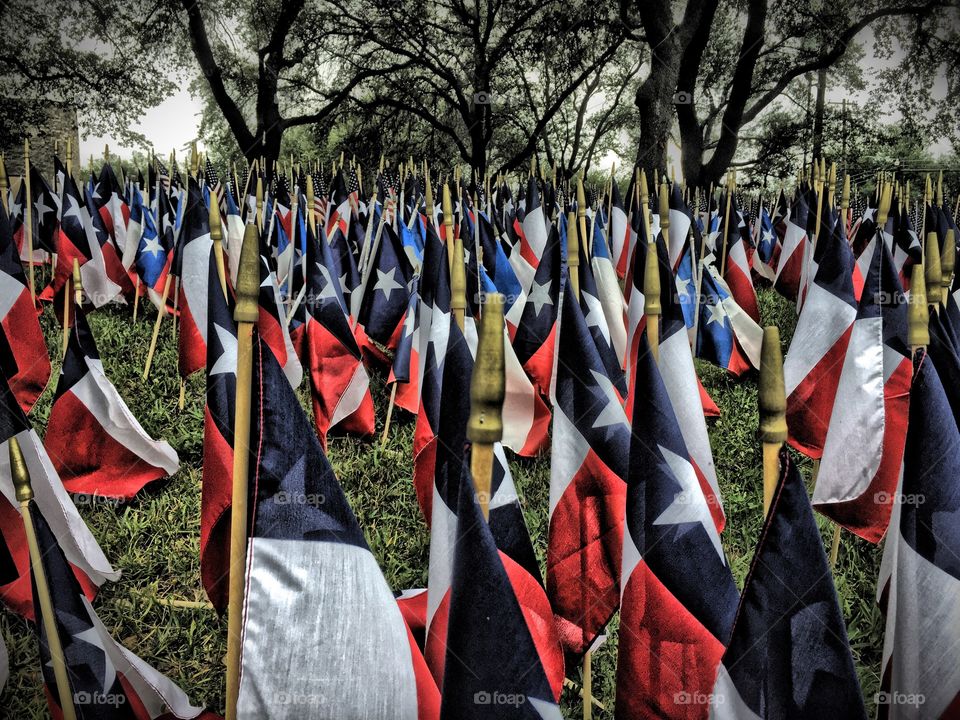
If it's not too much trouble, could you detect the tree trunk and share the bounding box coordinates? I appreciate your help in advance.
[634,54,678,172]
[811,66,828,161]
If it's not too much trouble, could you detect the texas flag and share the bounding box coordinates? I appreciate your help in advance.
[548,279,628,662]
[783,212,858,458]
[709,449,866,719]
[0,204,50,414]
[175,180,214,378]
[44,309,179,500]
[717,190,760,323]
[438,466,563,719]
[877,351,960,719]
[29,499,206,720]
[0,369,118,620]
[617,330,738,719]
[236,331,439,720]
[773,189,809,304]
[813,236,911,542]
[608,179,630,279]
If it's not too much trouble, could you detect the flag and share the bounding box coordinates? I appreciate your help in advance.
[199,251,236,611]
[289,221,374,446]
[420,318,563,697]
[255,229,302,388]
[813,236,911,542]
[0,204,50,413]
[608,180,630,278]
[93,162,130,262]
[235,331,439,720]
[877,350,960,719]
[717,190,760,323]
[40,171,121,308]
[438,467,563,719]
[773,189,809,303]
[175,180,214,378]
[28,163,60,256]
[355,213,414,351]
[44,309,179,500]
[390,276,421,414]
[28,500,205,719]
[510,177,548,290]
[616,330,737,719]
[752,199,778,281]
[783,212,858,458]
[0,368,118,619]
[135,189,176,310]
[590,212,628,365]
[548,279,628,661]
[124,184,145,270]
[709,449,866,719]
[694,256,761,376]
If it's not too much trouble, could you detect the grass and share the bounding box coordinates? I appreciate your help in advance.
[0,287,886,718]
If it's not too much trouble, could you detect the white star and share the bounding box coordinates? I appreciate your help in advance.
[401,306,416,338]
[374,267,403,301]
[209,323,238,377]
[675,275,691,297]
[654,446,725,562]
[582,291,610,346]
[90,182,102,200]
[527,278,554,316]
[314,263,340,303]
[72,627,117,693]
[9,196,22,220]
[589,369,629,431]
[428,310,450,368]
[62,192,83,223]
[142,233,162,258]
[34,196,53,223]
[705,302,725,326]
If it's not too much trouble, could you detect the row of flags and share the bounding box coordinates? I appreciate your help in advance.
[0,149,957,718]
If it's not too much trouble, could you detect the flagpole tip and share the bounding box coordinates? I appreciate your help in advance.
[468,293,505,445]
[908,263,930,349]
[758,326,787,443]
[235,223,260,324]
[925,231,942,307]
[9,436,32,503]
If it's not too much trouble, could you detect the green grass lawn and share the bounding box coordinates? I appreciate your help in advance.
[0,288,886,718]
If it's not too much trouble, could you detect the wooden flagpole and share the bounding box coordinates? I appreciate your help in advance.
[24,140,35,303]
[211,188,228,300]
[941,228,955,307]
[225,222,261,720]
[908,261,929,357]
[719,171,735,277]
[925,229,942,311]
[567,209,580,299]
[11,437,78,720]
[143,275,172,380]
[0,154,8,213]
[758,326,787,516]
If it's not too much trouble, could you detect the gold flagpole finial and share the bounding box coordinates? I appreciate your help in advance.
[908,263,930,351]
[758,326,787,515]
[925,231,942,308]
[72,258,83,306]
[841,174,850,212]
[941,228,955,302]
[659,179,670,232]
[424,162,434,215]
[467,293,506,520]
[10,436,32,503]
[234,223,261,324]
[567,210,580,299]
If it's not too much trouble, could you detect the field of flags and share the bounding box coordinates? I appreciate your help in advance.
[0,139,958,719]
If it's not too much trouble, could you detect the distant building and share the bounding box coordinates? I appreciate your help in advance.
[2,102,81,180]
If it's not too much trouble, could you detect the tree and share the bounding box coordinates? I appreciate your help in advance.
[620,0,952,187]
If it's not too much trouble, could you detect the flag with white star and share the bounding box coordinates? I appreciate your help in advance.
[134,189,175,310]
[710,449,866,720]
[355,212,413,350]
[616,327,738,719]
[773,187,810,303]
[29,500,205,719]
[0,203,50,414]
[236,328,439,720]
[548,277,628,664]
[288,220,374,447]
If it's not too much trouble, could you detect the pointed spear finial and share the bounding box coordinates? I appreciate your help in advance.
[841,174,850,212]
[877,182,892,228]
[424,162,434,214]
[72,258,82,305]
[658,179,670,232]
[908,262,929,350]
[567,209,580,299]
[10,435,32,503]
